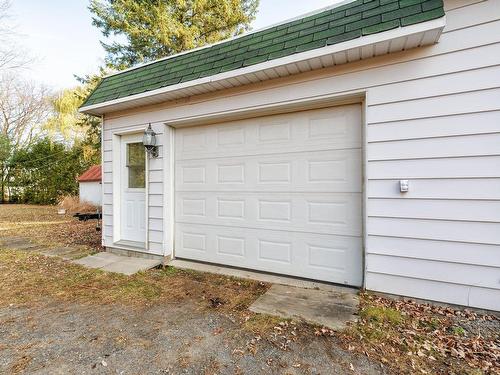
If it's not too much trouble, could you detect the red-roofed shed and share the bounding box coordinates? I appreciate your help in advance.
[78,165,102,183]
[78,165,102,205]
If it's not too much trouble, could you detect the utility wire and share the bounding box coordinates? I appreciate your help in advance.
[6,148,73,168]
[7,153,79,172]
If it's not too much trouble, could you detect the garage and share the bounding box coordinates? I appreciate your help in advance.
[81,0,500,311]
[174,105,363,286]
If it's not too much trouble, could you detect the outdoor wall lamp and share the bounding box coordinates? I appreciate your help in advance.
[143,124,158,158]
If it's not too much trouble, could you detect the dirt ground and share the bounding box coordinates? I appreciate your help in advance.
[0,301,389,375]
[0,205,498,374]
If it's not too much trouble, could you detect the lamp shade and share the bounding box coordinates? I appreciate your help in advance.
[143,124,156,147]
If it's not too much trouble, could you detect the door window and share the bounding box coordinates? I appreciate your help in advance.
[126,142,145,188]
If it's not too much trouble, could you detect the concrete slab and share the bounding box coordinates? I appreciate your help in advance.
[250,284,358,330]
[0,237,32,246]
[3,242,43,251]
[41,247,73,256]
[0,237,46,252]
[169,259,355,294]
[59,250,91,261]
[92,252,126,261]
[107,246,164,261]
[72,254,118,269]
[72,252,161,275]
[42,247,91,260]
[99,257,161,275]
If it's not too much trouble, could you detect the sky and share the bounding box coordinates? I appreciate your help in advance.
[10,0,341,90]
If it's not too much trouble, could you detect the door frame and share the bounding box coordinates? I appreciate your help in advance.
[162,124,175,258]
[164,90,368,287]
[112,130,149,249]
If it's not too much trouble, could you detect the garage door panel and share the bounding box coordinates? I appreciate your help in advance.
[176,105,362,161]
[176,192,362,236]
[175,223,363,286]
[175,106,363,286]
[176,149,362,193]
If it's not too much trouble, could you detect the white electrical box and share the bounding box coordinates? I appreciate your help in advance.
[400,180,409,193]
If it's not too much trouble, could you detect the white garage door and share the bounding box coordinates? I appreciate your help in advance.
[174,105,363,286]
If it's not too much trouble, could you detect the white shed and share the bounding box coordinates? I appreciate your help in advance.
[79,0,500,311]
[78,165,102,206]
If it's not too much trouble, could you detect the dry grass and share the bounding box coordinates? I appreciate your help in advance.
[243,314,291,335]
[9,355,32,374]
[360,305,404,325]
[0,204,102,250]
[58,195,98,214]
[339,293,500,375]
[0,249,269,312]
[0,204,267,315]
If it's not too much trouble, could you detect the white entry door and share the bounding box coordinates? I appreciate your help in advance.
[174,105,363,286]
[120,134,146,244]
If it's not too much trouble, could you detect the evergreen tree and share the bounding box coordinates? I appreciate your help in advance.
[89,0,259,69]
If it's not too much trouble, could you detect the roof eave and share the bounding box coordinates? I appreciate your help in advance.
[79,17,446,116]
[78,178,102,183]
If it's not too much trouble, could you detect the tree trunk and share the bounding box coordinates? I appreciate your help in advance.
[1,165,4,203]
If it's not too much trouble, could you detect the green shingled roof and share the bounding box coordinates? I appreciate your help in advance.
[82,0,444,108]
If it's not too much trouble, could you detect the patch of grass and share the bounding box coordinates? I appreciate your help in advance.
[243,314,290,334]
[451,325,466,336]
[180,268,207,281]
[0,204,102,250]
[157,265,179,276]
[0,249,268,312]
[114,278,163,301]
[0,205,269,312]
[360,305,403,325]
[419,317,440,330]
[0,205,271,313]
[467,369,485,375]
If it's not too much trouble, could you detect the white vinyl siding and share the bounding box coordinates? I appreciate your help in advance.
[101,123,166,255]
[363,1,500,310]
[101,0,500,310]
[79,181,102,206]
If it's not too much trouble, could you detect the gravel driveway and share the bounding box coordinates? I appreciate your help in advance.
[0,301,388,375]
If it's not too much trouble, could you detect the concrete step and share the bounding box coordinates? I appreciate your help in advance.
[2,243,44,251]
[0,237,32,246]
[73,252,162,275]
[41,247,90,260]
[250,284,359,330]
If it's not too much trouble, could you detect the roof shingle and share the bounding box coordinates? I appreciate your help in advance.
[82,0,444,108]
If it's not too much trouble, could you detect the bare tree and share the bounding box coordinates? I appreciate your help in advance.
[0,1,46,202]
[0,74,50,148]
[0,73,51,202]
[0,0,31,71]
[0,2,45,146]
[0,0,10,35]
